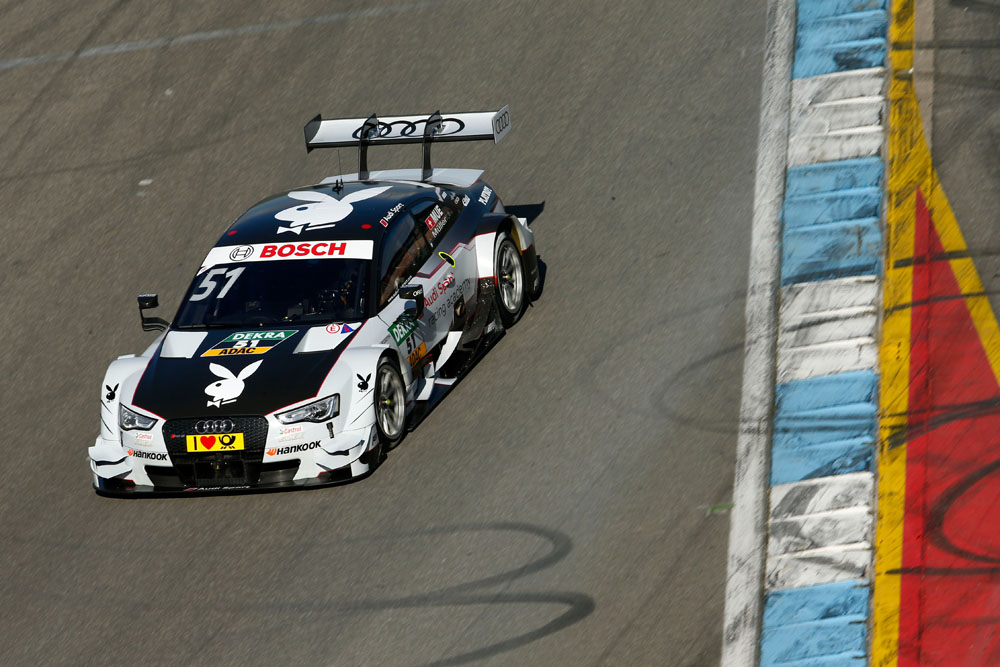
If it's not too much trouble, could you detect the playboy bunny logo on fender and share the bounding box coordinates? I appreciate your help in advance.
[204,360,263,408]
[275,186,391,235]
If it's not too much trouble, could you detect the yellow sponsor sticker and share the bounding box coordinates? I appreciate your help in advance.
[185,433,244,452]
[202,346,270,356]
[407,342,427,367]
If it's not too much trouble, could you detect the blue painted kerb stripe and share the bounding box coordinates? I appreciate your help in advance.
[793,0,887,78]
[781,157,883,286]
[760,580,870,666]
[771,370,877,486]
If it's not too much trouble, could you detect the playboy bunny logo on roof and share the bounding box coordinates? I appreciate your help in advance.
[275,186,391,234]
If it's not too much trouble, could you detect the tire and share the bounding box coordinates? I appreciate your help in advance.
[527,254,544,302]
[373,356,406,450]
[494,232,526,328]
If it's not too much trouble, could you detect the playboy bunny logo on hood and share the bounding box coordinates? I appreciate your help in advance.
[205,359,262,408]
[275,186,392,234]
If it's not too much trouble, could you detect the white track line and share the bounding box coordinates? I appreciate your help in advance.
[0,0,475,72]
[720,0,797,662]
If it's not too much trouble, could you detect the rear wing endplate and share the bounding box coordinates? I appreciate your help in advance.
[303,106,511,181]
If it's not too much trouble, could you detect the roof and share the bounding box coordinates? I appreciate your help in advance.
[215,180,449,247]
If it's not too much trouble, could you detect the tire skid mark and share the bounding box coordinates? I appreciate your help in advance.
[235,522,593,667]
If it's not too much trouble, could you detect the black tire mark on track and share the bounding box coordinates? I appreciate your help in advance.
[925,456,1000,564]
[237,522,594,667]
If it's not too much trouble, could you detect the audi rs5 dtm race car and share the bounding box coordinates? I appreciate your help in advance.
[90,107,540,495]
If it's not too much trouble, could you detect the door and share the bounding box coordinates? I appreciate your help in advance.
[410,197,477,345]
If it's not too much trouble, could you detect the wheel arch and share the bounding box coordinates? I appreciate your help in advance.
[473,214,539,298]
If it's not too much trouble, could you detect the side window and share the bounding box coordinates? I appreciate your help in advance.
[411,199,458,249]
[378,214,433,309]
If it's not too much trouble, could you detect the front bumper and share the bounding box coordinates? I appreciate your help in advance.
[91,423,378,496]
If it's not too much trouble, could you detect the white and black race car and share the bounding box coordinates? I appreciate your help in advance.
[90,107,539,495]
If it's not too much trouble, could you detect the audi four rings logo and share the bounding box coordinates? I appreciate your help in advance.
[493,111,510,134]
[195,419,234,434]
[229,246,254,261]
[351,117,467,140]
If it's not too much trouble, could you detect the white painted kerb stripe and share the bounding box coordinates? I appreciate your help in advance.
[766,543,871,590]
[720,0,797,662]
[787,69,887,167]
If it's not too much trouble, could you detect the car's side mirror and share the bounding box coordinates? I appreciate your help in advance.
[399,285,424,320]
[137,293,169,332]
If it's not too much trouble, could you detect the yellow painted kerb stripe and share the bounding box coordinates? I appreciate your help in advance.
[873,0,917,664]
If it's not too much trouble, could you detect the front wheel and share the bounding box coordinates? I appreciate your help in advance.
[374,356,406,450]
[494,232,525,328]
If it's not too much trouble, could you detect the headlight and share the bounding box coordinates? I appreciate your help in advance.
[120,405,157,431]
[276,394,339,424]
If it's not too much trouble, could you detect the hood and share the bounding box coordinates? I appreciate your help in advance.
[131,325,355,419]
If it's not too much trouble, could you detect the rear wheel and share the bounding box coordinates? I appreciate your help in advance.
[495,232,525,328]
[374,356,406,450]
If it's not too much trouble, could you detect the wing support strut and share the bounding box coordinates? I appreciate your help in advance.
[358,114,379,181]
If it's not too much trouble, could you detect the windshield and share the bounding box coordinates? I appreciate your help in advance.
[173,259,369,329]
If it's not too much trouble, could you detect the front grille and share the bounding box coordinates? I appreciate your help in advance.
[161,416,269,488]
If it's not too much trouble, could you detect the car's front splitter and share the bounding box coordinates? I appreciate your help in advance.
[94,457,370,497]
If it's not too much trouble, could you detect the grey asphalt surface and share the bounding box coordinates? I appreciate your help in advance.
[0,2,766,665]
[919,0,1000,311]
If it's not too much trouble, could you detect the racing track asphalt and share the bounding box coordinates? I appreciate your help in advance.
[918,0,1000,324]
[0,1,767,664]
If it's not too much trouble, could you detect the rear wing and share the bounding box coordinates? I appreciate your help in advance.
[303,107,510,181]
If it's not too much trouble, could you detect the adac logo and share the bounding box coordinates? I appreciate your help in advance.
[407,342,427,368]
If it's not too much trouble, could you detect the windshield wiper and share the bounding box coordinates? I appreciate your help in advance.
[199,320,263,329]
